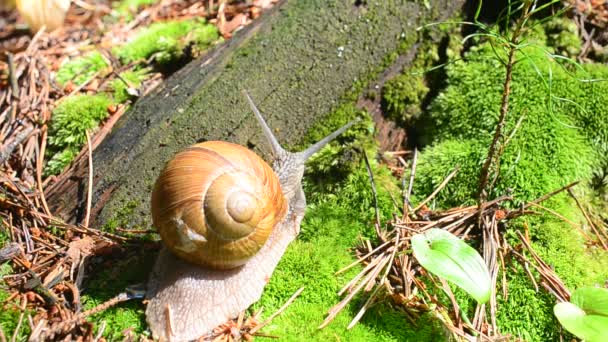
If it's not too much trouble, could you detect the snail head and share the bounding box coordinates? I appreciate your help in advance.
[243,90,358,201]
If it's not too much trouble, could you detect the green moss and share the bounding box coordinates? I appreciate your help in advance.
[542,18,581,58]
[190,24,222,56]
[253,164,445,341]
[496,272,562,341]
[410,33,608,341]
[521,204,608,289]
[299,103,376,197]
[0,218,9,246]
[380,19,463,127]
[102,200,139,233]
[115,19,219,64]
[110,69,149,103]
[81,248,155,340]
[0,289,27,340]
[382,73,429,123]
[45,148,79,176]
[0,263,29,340]
[45,95,113,175]
[414,44,607,206]
[55,51,109,87]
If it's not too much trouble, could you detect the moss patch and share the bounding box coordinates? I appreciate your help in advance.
[55,51,109,87]
[409,30,608,341]
[45,95,113,175]
[0,263,29,340]
[298,103,376,198]
[414,44,607,206]
[101,200,139,233]
[115,19,219,64]
[495,272,562,341]
[543,17,581,58]
[382,73,429,123]
[81,247,155,340]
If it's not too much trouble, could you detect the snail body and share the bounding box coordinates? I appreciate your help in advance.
[145,92,356,341]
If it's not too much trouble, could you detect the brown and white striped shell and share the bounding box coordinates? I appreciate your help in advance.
[151,141,288,270]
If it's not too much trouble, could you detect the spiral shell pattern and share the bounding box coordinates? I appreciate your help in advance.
[151,141,288,269]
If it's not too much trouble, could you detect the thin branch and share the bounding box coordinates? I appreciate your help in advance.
[413,166,459,212]
[567,188,608,250]
[363,150,382,238]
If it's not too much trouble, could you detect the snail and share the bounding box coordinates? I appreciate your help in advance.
[145,91,357,341]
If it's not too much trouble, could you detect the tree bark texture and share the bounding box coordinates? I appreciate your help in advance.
[46,0,464,228]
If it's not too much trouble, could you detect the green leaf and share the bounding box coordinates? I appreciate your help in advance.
[411,228,491,303]
[554,287,608,342]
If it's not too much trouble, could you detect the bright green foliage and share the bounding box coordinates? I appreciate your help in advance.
[115,19,219,64]
[0,288,29,340]
[412,228,491,303]
[380,17,463,127]
[0,219,9,246]
[45,148,78,176]
[301,103,377,199]
[0,262,30,340]
[410,139,484,207]
[45,95,113,175]
[190,24,222,55]
[554,287,608,342]
[516,205,608,289]
[110,69,149,103]
[55,51,109,86]
[302,103,376,196]
[382,73,429,123]
[101,200,138,233]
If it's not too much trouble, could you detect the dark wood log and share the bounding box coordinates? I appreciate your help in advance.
[46,0,464,228]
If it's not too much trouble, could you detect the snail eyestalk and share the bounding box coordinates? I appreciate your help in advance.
[242,90,359,162]
[243,90,287,157]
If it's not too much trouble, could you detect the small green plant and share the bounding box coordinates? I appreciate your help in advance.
[411,228,491,303]
[554,287,608,342]
[55,51,109,86]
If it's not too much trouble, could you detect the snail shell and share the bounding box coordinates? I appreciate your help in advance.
[151,141,288,270]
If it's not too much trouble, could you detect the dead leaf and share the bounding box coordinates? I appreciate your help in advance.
[84,78,99,92]
[66,236,95,265]
[219,13,248,38]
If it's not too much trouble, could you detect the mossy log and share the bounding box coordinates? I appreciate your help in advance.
[46,0,464,228]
